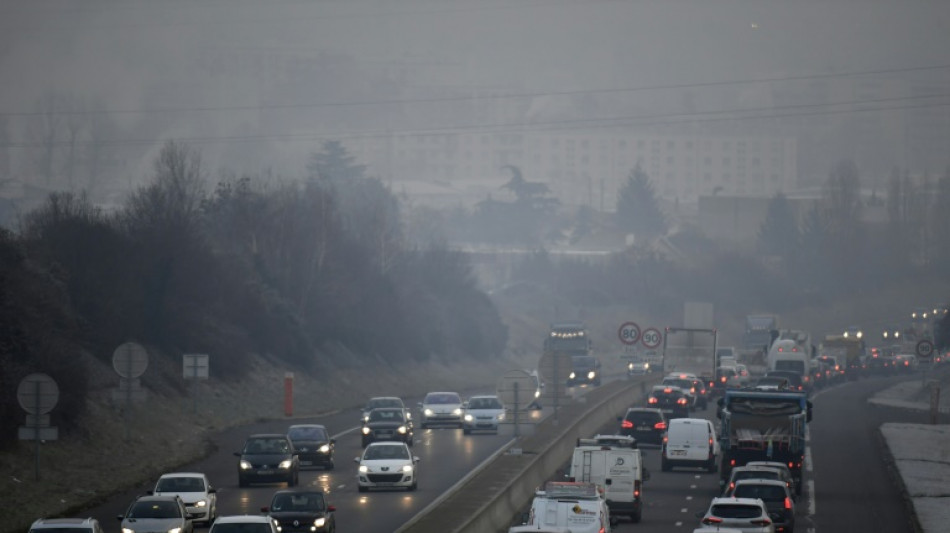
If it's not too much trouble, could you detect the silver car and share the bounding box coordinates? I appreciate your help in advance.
[418,391,463,428]
[151,472,217,526]
[698,497,774,533]
[462,395,505,434]
[117,494,194,533]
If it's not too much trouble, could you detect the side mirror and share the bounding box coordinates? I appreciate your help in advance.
[234,451,242,457]
[354,457,360,463]
[208,488,217,494]
[115,516,124,522]
[413,456,421,463]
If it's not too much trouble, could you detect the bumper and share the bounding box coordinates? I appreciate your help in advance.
[297,452,333,467]
[463,419,500,431]
[422,415,461,426]
[240,469,294,483]
[358,472,415,489]
[606,499,641,516]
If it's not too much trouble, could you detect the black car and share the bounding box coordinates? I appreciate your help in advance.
[234,434,299,487]
[361,407,414,447]
[765,370,805,392]
[646,385,690,419]
[662,375,704,409]
[287,424,335,470]
[618,407,668,445]
[262,489,335,533]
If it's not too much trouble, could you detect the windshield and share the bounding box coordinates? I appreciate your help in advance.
[270,492,325,512]
[367,398,402,410]
[128,501,181,519]
[244,438,290,454]
[425,393,460,404]
[467,397,503,409]
[210,524,272,533]
[155,477,205,493]
[572,356,597,369]
[363,445,409,461]
[288,426,327,441]
[368,409,404,422]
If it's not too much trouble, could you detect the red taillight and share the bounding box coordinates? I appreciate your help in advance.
[648,397,658,404]
[730,459,736,466]
[702,517,723,525]
[634,480,641,498]
[905,361,910,366]
[677,397,687,405]
[720,376,727,383]
[784,497,792,510]
[664,387,673,393]
[654,421,667,430]
[690,387,696,394]
[622,420,633,428]
[729,481,735,490]
[788,461,794,468]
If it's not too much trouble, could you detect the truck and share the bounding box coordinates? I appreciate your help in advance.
[662,326,718,387]
[716,389,812,496]
[819,334,865,380]
[543,322,601,386]
[742,314,779,362]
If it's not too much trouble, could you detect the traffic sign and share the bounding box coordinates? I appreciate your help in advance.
[496,369,538,410]
[618,322,641,345]
[641,327,662,349]
[113,342,149,379]
[17,374,59,415]
[916,339,935,359]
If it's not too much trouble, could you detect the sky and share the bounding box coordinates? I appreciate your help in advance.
[1,0,949,196]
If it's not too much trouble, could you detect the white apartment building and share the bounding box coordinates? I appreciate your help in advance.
[344,131,797,209]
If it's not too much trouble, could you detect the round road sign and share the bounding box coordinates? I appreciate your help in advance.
[641,327,663,349]
[496,369,539,410]
[112,342,149,379]
[17,373,59,415]
[916,339,935,359]
[618,322,641,345]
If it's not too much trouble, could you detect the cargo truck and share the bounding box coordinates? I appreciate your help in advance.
[820,335,864,380]
[716,389,812,496]
[662,326,718,390]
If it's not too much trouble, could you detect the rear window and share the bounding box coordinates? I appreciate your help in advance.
[711,504,764,519]
[625,411,661,424]
[733,485,787,502]
[774,360,806,374]
[733,470,780,483]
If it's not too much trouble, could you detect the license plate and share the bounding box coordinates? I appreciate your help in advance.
[636,427,651,432]
[257,470,274,475]
[375,482,394,486]
[671,450,687,456]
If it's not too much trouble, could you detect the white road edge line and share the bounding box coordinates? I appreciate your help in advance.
[805,445,813,473]
[807,479,816,516]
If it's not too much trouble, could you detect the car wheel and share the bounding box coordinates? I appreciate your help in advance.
[463,428,471,435]
[661,458,670,472]
[630,509,642,523]
[358,485,367,493]
[238,476,248,488]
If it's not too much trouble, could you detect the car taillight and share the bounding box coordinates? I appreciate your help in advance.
[634,480,641,498]
[784,497,792,510]
[648,397,658,404]
[788,461,794,469]
[751,519,772,526]
[690,387,696,393]
[622,420,633,428]
[677,398,687,405]
[730,459,736,466]
[654,421,667,430]
[702,517,723,525]
[720,376,727,383]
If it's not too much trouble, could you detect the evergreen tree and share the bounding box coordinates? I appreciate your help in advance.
[615,163,666,241]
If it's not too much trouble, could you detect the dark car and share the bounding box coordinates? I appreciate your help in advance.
[765,370,805,393]
[646,385,690,419]
[262,489,335,533]
[730,479,795,533]
[361,407,414,447]
[287,424,335,470]
[618,407,668,445]
[662,375,706,409]
[567,355,602,386]
[234,434,299,487]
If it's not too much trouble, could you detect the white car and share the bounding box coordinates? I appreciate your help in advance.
[418,391,463,428]
[208,515,279,533]
[29,518,105,533]
[151,472,217,526]
[462,395,506,434]
[698,497,775,532]
[355,441,419,492]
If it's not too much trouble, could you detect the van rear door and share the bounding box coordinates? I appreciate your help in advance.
[604,449,639,503]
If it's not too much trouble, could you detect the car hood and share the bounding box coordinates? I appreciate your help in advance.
[153,490,208,500]
[360,459,412,471]
[291,439,329,448]
[121,518,186,530]
[269,511,328,521]
[241,453,292,461]
[365,421,406,429]
[423,404,460,412]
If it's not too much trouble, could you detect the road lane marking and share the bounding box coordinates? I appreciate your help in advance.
[334,426,362,438]
[681,508,688,513]
[805,445,813,473]
[807,479,816,515]
[690,484,697,489]
[675,521,683,526]
[686,495,693,500]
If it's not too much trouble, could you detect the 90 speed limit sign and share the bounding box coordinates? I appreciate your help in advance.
[641,328,662,349]
[618,322,641,345]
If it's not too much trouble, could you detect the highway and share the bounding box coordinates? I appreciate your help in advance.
[81,372,924,532]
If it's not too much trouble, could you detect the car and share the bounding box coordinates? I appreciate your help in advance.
[893,353,918,372]
[355,441,419,492]
[722,465,794,497]
[150,472,218,526]
[618,407,667,445]
[627,358,650,376]
[28,518,105,533]
[462,395,506,434]
[116,494,195,533]
[765,370,805,393]
[418,391,463,428]
[261,489,336,533]
[712,366,741,394]
[361,407,414,447]
[661,418,720,473]
[208,515,279,533]
[734,364,753,386]
[360,396,409,423]
[287,424,335,470]
[663,374,705,409]
[744,461,799,496]
[234,434,299,487]
[646,384,690,419]
[753,376,790,391]
[698,497,774,532]
[728,479,795,533]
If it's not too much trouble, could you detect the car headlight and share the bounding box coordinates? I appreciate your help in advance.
[194,499,207,508]
[497,413,505,421]
[359,465,368,473]
[569,371,576,379]
[402,464,413,472]
[453,408,462,416]
[239,460,252,470]
[278,459,293,469]
[628,362,634,370]
[464,414,474,421]
[314,518,326,528]
[362,427,371,435]
[122,528,135,533]
[167,528,182,533]
[424,408,434,416]
[587,371,596,379]
[398,425,407,434]
[534,389,541,398]
[319,444,330,453]
[362,415,369,422]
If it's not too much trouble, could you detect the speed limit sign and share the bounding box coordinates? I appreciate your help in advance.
[641,327,662,349]
[618,322,641,345]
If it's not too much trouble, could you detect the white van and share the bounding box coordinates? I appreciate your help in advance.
[515,482,613,533]
[661,418,720,473]
[568,442,645,522]
[767,339,810,376]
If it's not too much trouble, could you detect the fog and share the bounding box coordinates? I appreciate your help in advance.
[1,0,949,207]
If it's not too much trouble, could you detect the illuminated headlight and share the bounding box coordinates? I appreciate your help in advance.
[587,371,596,380]
[856,331,863,339]
[278,459,293,469]
[167,528,182,533]
[362,415,369,422]
[314,517,326,528]
[453,408,462,416]
[239,460,252,470]
[361,427,371,435]
[895,332,901,338]
[406,413,412,419]
[464,414,474,422]
[397,425,407,434]
[122,529,135,533]
[401,464,414,472]
[644,363,650,370]
[569,372,576,379]
[628,363,634,370]
[497,413,505,421]
[424,409,434,416]
[319,444,330,453]
[194,499,207,508]
[358,465,369,473]
[534,389,541,398]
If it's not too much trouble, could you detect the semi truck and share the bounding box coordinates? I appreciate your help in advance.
[820,334,865,380]
[716,389,812,495]
[662,327,718,386]
[742,314,779,361]
[543,321,601,386]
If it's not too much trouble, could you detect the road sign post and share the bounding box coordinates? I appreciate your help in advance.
[497,369,538,437]
[112,342,149,441]
[17,373,59,481]
[183,353,210,415]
